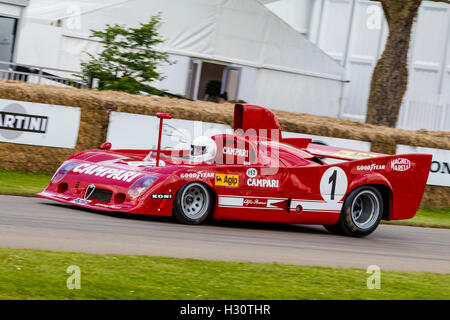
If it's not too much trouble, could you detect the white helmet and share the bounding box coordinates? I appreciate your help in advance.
[190,136,217,163]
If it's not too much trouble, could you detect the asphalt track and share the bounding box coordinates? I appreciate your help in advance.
[0,195,449,273]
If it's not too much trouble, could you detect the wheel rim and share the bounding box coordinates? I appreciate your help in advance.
[351,190,380,230]
[181,183,209,220]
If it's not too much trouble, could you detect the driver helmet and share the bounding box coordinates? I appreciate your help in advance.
[190,136,217,163]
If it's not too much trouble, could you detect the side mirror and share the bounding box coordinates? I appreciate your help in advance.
[100,142,112,150]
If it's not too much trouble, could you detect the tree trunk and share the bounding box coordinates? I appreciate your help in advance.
[366,0,422,127]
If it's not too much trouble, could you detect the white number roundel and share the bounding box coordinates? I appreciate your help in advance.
[246,168,257,178]
[320,167,348,203]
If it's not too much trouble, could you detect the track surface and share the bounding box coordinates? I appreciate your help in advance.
[0,195,449,273]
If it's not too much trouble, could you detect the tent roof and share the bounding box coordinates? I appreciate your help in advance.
[26,0,345,81]
[26,0,128,21]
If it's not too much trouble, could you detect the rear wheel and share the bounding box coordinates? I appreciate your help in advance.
[325,186,383,237]
[173,182,213,225]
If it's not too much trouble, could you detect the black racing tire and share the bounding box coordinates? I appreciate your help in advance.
[335,186,383,237]
[173,182,214,225]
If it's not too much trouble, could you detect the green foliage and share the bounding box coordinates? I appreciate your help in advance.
[78,14,170,95]
[205,80,221,97]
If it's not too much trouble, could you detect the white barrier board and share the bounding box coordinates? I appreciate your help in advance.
[107,112,232,150]
[396,145,450,187]
[0,98,80,148]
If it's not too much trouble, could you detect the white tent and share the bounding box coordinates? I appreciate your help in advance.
[17,0,346,116]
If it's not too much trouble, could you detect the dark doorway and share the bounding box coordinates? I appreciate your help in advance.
[186,60,241,102]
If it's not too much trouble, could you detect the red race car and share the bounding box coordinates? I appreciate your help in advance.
[38,104,432,237]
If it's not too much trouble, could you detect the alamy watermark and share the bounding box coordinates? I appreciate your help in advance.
[366,265,381,289]
[65,4,81,30]
[66,265,81,290]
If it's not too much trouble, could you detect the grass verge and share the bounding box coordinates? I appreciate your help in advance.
[0,247,449,300]
[0,170,448,228]
[0,170,51,196]
[383,206,450,229]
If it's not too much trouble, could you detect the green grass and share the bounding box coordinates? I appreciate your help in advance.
[0,248,448,300]
[0,170,51,196]
[0,170,448,228]
[383,207,450,229]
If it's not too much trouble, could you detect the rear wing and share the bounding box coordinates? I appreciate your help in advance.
[281,138,385,161]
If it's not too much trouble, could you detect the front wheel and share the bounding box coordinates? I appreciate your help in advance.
[173,182,213,225]
[325,186,383,237]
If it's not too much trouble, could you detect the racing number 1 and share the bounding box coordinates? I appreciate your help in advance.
[328,170,337,200]
[320,167,348,203]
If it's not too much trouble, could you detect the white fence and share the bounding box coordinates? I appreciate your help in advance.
[398,96,450,131]
[0,60,87,89]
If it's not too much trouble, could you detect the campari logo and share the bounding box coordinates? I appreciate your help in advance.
[223,146,249,157]
[390,158,411,172]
